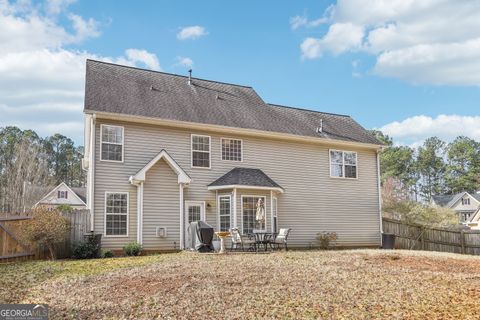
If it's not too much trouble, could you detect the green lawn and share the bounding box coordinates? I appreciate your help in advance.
[2,250,480,319]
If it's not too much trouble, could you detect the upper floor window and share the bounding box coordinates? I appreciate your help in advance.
[58,191,68,199]
[330,150,357,179]
[462,198,470,205]
[221,138,242,161]
[191,134,210,168]
[101,125,124,162]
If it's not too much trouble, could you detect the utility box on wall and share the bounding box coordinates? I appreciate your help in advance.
[156,227,167,238]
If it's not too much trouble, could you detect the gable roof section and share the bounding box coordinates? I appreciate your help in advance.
[433,192,480,208]
[208,168,284,193]
[431,194,455,207]
[84,60,381,146]
[129,149,191,185]
[34,182,86,206]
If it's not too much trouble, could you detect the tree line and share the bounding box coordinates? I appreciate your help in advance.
[0,126,85,213]
[371,131,480,202]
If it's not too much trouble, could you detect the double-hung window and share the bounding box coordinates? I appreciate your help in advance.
[330,150,358,179]
[221,138,242,161]
[105,192,128,236]
[218,195,231,231]
[101,125,124,162]
[191,135,211,168]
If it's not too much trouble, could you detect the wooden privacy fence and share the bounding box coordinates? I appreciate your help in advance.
[0,209,90,262]
[383,217,480,255]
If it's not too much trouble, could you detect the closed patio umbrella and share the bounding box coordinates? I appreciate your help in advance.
[256,198,265,222]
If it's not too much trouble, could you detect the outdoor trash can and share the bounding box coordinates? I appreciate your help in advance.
[382,233,395,249]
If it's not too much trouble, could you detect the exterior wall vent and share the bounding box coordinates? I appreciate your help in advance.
[156,227,167,238]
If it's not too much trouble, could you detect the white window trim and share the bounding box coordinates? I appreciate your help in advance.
[100,124,124,163]
[191,134,211,169]
[220,137,243,162]
[272,196,278,233]
[217,194,232,232]
[329,149,358,180]
[104,191,129,238]
[241,195,267,235]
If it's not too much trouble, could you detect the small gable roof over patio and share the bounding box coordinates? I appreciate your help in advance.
[207,168,284,193]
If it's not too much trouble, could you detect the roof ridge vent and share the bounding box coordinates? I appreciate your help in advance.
[316,119,323,133]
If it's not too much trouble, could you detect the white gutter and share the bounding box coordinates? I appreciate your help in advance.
[207,185,284,193]
[85,110,383,151]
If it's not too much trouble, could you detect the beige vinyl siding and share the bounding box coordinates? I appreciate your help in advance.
[93,119,381,249]
[143,159,180,250]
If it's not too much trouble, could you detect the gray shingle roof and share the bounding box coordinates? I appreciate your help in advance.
[208,168,283,190]
[84,60,381,145]
[432,194,455,207]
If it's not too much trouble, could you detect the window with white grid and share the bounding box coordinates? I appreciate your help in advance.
[105,192,128,236]
[101,125,123,162]
[191,135,210,168]
[221,138,242,161]
[330,150,357,179]
[218,196,231,231]
[242,196,266,234]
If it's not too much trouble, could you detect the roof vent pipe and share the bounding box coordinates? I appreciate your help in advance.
[316,119,323,134]
[188,69,192,85]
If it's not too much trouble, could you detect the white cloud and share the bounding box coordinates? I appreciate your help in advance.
[298,0,480,86]
[177,25,208,40]
[301,23,364,58]
[46,0,76,15]
[290,9,332,30]
[123,49,161,71]
[0,1,161,143]
[175,56,193,68]
[379,114,480,147]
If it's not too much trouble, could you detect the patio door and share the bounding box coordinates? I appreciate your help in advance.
[184,201,206,249]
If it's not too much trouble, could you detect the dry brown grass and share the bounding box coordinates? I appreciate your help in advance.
[3,250,480,319]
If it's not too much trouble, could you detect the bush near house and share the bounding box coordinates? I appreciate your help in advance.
[123,242,142,256]
[56,204,74,213]
[20,208,70,260]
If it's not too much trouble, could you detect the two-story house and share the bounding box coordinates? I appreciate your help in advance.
[431,192,480,223]
[82,60,383,251]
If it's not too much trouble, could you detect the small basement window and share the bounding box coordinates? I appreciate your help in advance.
[330,150,358,179]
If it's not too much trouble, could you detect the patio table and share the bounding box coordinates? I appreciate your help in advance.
[251,231,274,252]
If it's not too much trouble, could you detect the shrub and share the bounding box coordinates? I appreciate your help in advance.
[21,208,70,260]
[316,232,337,250]
[123,242,142,256]
[383,200,458,227]
[56,204,74,213]
[103,250,115,258]
[72,234,102,259]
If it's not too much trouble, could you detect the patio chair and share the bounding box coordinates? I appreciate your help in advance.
[271,228,291,251]
[230,228,256,252]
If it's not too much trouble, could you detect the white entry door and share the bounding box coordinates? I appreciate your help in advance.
[184,201,206,249]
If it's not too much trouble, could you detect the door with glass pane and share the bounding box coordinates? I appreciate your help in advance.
[185,201,205,249]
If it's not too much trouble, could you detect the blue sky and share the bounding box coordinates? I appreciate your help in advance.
[1,0,480,146]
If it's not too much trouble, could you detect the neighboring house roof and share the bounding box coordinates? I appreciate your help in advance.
[84,60,381,146]
[431,194,455,207]
[33,182,87,207]
[208,168,284,193]
[432,192,480,208]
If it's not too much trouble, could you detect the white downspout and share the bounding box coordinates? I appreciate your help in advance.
[136,182,144,244]
[377,150,383,244]
[179,183,185,250]
[89,114,96,232]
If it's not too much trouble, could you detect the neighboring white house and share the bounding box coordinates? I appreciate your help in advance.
[33,182,87,210]
[431,191,480,224]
